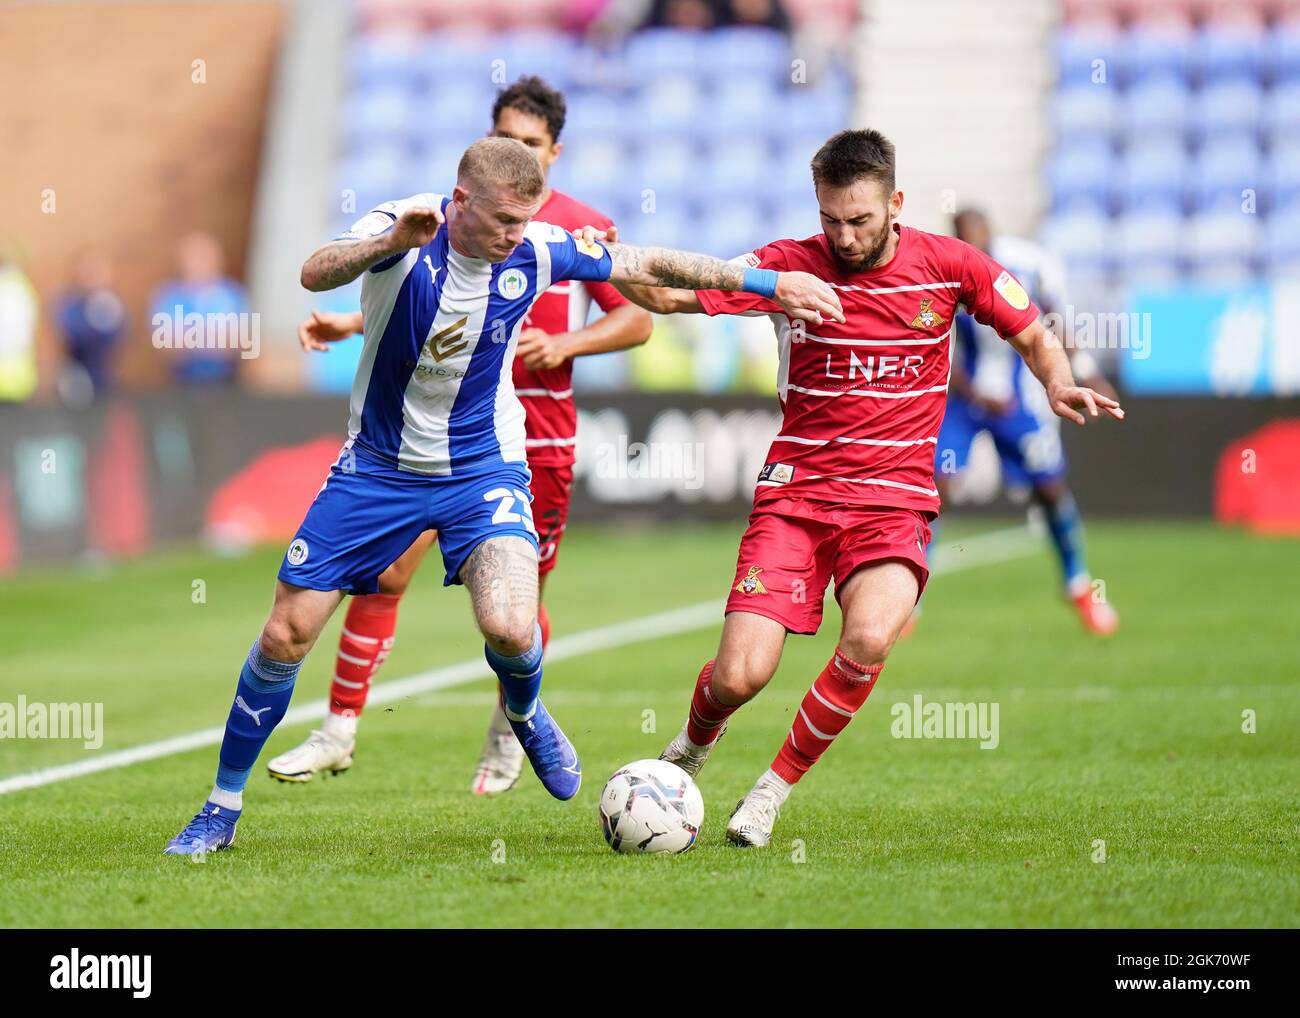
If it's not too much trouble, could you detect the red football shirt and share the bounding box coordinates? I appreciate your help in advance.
[696,224,1040,514]
[515,189,631,467]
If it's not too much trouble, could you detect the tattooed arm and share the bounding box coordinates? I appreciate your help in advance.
[602,241,844,325]
[300,205,444,292]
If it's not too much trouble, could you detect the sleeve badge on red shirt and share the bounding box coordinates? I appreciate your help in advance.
[909,298,946,330]
[735,566,768,596]
[993,270,1031,311]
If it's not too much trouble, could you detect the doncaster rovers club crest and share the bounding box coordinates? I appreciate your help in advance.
[734,566,768,596]
[909,298,945,330]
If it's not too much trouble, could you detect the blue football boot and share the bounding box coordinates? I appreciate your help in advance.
[163,801,240,855]
[507,700,581,800]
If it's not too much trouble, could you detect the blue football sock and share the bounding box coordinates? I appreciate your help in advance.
[486,623,544,720]
[214,641,301,793]
[1042,491,1089,591]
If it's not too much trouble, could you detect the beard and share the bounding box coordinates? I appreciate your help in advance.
[830,220,895,275]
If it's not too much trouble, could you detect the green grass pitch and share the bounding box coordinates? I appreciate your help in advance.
[0,520,1297,927]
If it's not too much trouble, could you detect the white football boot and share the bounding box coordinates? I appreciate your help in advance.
[659,721,727,778]
[726,772,791,847]
[470,700,525,796]
[266,727,354,783]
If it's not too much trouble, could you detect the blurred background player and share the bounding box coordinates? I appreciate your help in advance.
[927,207,1120,636]
[54,248,126,406]
[615,129,1122,848]
[266,77,653,794]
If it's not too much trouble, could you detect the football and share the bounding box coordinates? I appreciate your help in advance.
[598,759,704,854]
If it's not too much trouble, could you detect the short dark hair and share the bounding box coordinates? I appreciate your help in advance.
[492,75,567,143]
[811,129,896,194]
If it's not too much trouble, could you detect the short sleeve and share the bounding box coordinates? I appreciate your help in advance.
[528,222,614,283]
[958,242,1040,339]
[335,193,442,274]
[695,243,786,317]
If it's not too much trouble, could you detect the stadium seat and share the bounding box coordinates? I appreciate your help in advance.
[701,138,777,204]
[1116,138,1189,211]
[1192,78,1264,139]
[1053,85,1119,140]
[1185,207,1263,276]
[633,75,703,143]
[1262,81,1300,147]
[625,28,703,78]
[418,76,497,135]
[1120,74,1190,139]
[699,27,790,84]
[1265,21,1300,82]
[699,202,773,259]
[1041,208,1112,278]
[712,76,782,139]
[1115,207,1185,282]
[1122,25,1195,85]
[335,147,408,214]
[1267,142,1300,208]
[563,91,630,144]
[1191,136,1265,210]
[1054,24,1124,88]
[779,81,852,139]
[1191,23,1269,83]
[553,138,628,201]
[341,87,422,152]
[348,33,426,92]
[1264,204,1300,274]
[499,31,576,88]
[1047,139,1116,211]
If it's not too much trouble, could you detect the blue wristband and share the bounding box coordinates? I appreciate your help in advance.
[742,267,779,299]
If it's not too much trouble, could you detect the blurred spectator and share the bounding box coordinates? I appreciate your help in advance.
[725,0,790,32]
[55,249,125,405]
[644,0,724,30]
[150,232,248,386]
[0,243,39,402]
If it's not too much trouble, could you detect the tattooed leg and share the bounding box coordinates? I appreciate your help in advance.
[460,536,539,657]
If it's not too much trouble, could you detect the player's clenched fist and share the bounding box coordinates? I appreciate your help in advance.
[1047,383,1125,426]
[774,271,845,327]
[389,205,445,252]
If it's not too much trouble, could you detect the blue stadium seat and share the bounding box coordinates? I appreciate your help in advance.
[1041,208,1112,278]
[1192,78,1264,140]
[1267,142,1300,209]
[348,35,425,92]
[1192,24,1268,83]
[499,31,576,89]
[699,27,789,83]
[1120,74,1190,140]
[563,91,630,144]
[772,200,821,244]
[1264,204,1300,274]
[342,87,422,152]
[779,82,852,139]
[1047,139,1116,211]
[700,138,776,204]
[620,209,686,250]
[1262,82,1300,148]
[1192,136,1264,211]
[418,77,497,136]
[1054,24,1124,88]
[334,148,408,214]
[1117,138,1190,212]
[553,138,628,201]
[633,136,698,202]
[633,76,702,143]
[699,202,772,259]
[1265,22,1300,83]
[411,140,465,189]
[1185,208,1262,279]
[1115,207,1184,285]
[1122,27,1195,85]
[1053,85,1119,140]
[625,28,702,78]
[416,34,500,86]
[713,76,781,137]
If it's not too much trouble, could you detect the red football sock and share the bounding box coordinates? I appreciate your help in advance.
[329,592,402,718]
[685,659,737,747]
[771,649,882,784]
[538,601,551,653]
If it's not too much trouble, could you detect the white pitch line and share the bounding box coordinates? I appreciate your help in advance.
[0,524,1036,797]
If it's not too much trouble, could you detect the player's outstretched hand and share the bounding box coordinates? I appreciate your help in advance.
[1048,383,1125,425]
[391,205,445,251]
[298,310,362,352]
[775,271,846,326]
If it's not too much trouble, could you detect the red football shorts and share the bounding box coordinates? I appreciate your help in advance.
[529,463,574,577]
[724,496,933,635]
